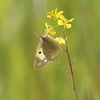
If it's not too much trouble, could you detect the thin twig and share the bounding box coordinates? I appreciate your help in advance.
[59,26,78,100]
[65,42,78,100]
[60,66,71,77]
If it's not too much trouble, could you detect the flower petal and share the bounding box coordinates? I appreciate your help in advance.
[50,31,56,35]
[55,37,66,44]
[58,20,64,25]
[68,18,74,22]
[65,24,71,28]
[45,22,48,29]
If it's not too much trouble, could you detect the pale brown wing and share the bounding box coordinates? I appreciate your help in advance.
[34,40,49,70]
[41,35,62,61]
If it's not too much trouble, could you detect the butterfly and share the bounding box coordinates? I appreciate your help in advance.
[34,34,62,70]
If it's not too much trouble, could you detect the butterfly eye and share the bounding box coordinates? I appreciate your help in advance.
[39,51,41,54]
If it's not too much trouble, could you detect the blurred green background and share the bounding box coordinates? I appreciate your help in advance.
[0,0,100,100]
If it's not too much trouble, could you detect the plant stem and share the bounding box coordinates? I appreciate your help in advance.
[59,26,78,100]
[65,42,78,100]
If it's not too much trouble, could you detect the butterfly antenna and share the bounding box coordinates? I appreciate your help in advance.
[33,31,40,37]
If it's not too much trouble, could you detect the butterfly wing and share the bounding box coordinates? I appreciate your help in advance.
[41,35,62,61]
[34,40,49,70]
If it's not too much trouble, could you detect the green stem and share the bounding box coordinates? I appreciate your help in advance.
[59,26,78,100]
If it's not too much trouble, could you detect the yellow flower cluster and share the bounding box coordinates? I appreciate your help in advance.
[45,8,74,45]
[58,15,74,29]
[47,8,63,19]
[55,37,67,45]
[45,22,56,35]
[47,8,74,29]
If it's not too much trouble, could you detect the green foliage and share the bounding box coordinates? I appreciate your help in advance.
[0,0,100,100]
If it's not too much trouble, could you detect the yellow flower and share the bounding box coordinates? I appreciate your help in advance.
[45,22,56,35]
[68,18,74,22]
[47,8,63,19]
[58,15,74,28]
[55,37,67,44]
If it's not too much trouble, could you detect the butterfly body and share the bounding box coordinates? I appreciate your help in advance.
[34,35,62,70]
